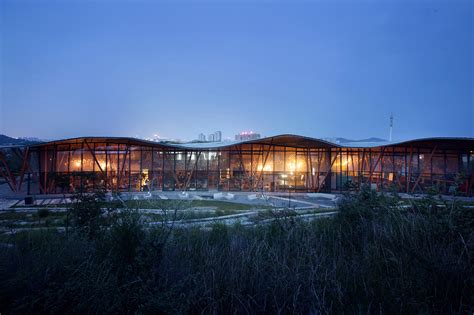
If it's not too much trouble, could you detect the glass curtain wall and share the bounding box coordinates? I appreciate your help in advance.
[28,140,472,194]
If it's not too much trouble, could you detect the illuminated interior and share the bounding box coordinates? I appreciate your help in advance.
[9,135,473,195]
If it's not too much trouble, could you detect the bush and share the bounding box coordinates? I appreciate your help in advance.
[0,191,472,313]
[36,208,50,224]
[69,189,117,239]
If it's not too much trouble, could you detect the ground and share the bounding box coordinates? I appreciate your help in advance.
[0,189,338,238]
[1,182,473,238]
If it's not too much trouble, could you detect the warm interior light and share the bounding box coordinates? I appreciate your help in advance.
[141,169,149,187]
[286,160,305,172]
[341,157,352,167]
[334,156,353,169]
[346,157,352,165]
[257,164,272,172]
[74,160,81,168]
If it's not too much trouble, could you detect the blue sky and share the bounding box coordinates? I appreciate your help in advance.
[1,0,472,141]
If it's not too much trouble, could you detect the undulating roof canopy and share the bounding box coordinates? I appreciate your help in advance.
[11,134,474,151]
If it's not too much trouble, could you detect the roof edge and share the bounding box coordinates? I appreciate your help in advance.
[3,134,473,150]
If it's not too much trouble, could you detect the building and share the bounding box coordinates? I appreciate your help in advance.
[214,131,222,142]
[198,133,206,142]
[207,133,215,142]
[203,131,222,142]
[235,131,260,141]
[0,134,473,195]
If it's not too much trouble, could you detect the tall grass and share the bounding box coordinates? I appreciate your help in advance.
[0,189,472,313]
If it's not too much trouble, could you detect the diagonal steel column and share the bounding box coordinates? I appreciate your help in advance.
[317,151,338,193]
[411,146,437,193]
[0,150,18,192]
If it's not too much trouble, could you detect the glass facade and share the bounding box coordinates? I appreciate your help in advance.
[8,137,469,195]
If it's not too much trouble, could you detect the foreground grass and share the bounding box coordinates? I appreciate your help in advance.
[144,208,245,222]
[13,198,267,211]
[0,190,473,313]
[0,210,67,228]
[124,199,268,211]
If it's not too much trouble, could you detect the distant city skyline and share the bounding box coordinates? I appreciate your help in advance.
[2,130,394,143]
[1,0,472,141]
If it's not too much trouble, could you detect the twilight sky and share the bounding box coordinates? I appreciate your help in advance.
[0,0,472,141]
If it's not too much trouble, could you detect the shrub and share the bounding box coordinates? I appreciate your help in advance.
[69,189,117,239]
[0,191,472,313]
[36,208,50,224]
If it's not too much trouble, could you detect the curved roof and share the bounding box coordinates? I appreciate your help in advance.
[21,134,474,151]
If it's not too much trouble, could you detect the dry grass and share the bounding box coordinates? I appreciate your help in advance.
[0,189,472,313]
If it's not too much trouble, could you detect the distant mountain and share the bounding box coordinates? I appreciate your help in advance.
[323,137,387,144]
[18,137,45,142]
[0,134,43,146]
[339,137,387,143]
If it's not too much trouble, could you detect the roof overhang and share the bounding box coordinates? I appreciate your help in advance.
[7,134,474,151]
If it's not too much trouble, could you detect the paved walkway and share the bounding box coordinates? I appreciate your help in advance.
[0,199,20,210]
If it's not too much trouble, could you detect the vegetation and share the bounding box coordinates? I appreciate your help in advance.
[36,208,50,224]
[123,198,265,211]
[12,198,266,211]
[144,209,242,222]
[0,188,472,313]
[0,210,66,229]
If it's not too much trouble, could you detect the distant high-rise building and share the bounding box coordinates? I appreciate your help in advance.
[235,131,261,141]
[197,131,222,142]
[214,131,222,142]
